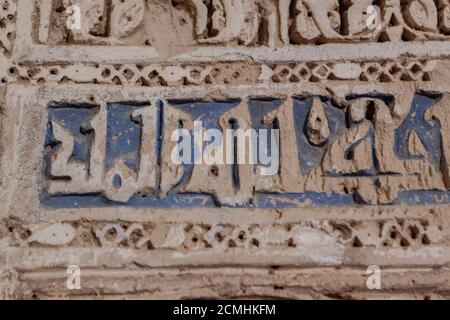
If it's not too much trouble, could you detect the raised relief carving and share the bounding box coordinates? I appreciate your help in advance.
[41,0,450,47]
[305,93,445,205]
[42,92,450,207]
[0,0,16,53]
[183,0,285,46]
[45,102,158,203]
[425,94,450,188]
[439,0,450,32]
[58,0,144,43]
[305,98,331,146]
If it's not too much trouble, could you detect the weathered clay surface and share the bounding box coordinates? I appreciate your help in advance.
[1,0,450,299]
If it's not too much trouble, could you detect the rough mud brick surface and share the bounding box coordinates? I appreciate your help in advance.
[1,0,450,299]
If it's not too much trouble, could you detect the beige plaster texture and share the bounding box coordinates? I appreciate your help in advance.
[1,0,450,299]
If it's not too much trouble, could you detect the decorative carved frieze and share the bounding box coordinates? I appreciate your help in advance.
[8,0,450,63]
[4,217,447,250]
[2,0,450,300]
[42,0,450,46]
[0,60,437,87]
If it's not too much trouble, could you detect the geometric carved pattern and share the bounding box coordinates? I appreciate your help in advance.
[0,60,437,87]
[4,218,446,250]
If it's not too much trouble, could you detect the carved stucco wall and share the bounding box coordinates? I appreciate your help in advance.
[1,0,450,299]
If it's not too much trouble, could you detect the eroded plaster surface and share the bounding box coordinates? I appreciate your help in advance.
[1,0,450,299]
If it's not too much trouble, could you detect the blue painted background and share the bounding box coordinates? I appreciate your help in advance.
[42,94,450,208]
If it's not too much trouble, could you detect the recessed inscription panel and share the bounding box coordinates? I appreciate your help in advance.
[41,92,450,208]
